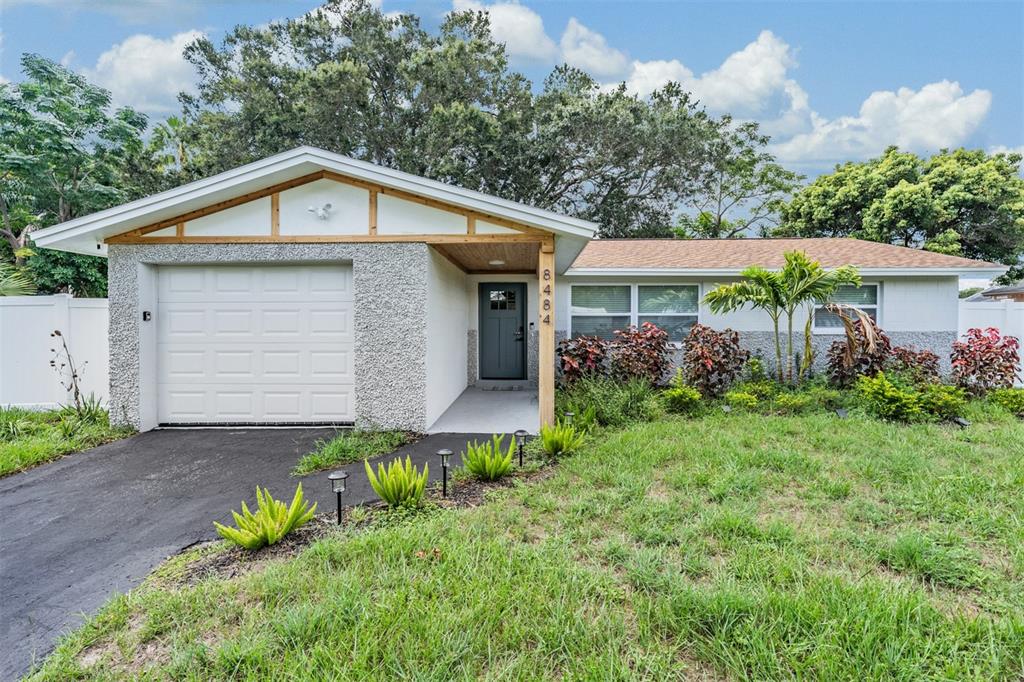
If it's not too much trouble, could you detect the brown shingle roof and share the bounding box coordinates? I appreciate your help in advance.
[570,238,1003,271]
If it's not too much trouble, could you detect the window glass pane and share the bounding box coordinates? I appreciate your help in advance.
[814,307,876,329]
[831,285,877,306]
[639,315,698,341]
[571,315,630,340]
[571,286,631,314]
[638,285,698,314]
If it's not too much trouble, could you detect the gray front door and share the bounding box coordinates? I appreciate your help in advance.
[479,283,527,380]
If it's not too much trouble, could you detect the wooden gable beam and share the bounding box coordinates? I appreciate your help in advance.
[107,168,561,244]
[106,172,326,243]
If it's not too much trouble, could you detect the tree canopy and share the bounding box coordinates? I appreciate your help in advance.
[776,147,1024,278]
[0,53,149,295]
[178,0,732,237]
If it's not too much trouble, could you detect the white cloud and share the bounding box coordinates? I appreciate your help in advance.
[772,80,992,164]
[452,0,558,61]
[619,30,799,113]
[990,144,1024,156]
[559,18,629,78]
[82,31,203,117]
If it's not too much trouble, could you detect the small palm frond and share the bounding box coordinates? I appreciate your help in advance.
[0,264,35,296]
[824,303,879,369]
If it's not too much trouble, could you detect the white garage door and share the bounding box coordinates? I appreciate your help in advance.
[157,264,355,424]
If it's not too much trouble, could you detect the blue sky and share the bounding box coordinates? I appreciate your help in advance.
[1,0,1021,176]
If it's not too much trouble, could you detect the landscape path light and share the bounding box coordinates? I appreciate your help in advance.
[437,449,453,497]
[563,411,574,425]
[514,429,528,467]
[327,470,349,525]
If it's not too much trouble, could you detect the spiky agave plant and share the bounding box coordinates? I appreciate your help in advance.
[214,484,317,550]
[539,421,585,458]
[462,434,514,481]
[365,455,428,507]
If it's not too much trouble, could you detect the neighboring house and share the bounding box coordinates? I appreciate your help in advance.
[32,147,1005,433]
[969,283,1024,302]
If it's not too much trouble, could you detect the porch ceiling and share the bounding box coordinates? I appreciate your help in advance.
[435,242,539,274]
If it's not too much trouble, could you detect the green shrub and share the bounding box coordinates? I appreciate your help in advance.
[745,356,768,382]
[462,435,514,481]
[773,393,811,415]
[539,421,585,457]
[918,383,967,420]
[737,380,780,400]
[724,390,759,411]
[664,385,702,414]
[990,387,1024,415]
[663,369,702,414]
[365,456,429,508]
[799,384,845,411]
[214,484,317,551]
[556,376,662,428]
[855,372,923,422]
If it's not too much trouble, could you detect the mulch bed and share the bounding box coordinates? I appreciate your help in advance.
[166,463,557,587]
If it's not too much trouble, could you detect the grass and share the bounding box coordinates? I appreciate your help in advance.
[291,429,411,476]
[28,405,1024,680]
[0,407,133,478]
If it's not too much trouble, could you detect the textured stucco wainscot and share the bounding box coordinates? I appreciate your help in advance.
[701,331,958,378]
[107,243,430,431]
[661,331,958,380]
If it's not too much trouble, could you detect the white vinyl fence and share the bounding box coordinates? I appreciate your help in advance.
[959,300,1024,386]
[0,295,109,409]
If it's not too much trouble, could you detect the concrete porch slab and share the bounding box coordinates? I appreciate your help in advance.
[427,387,539,435]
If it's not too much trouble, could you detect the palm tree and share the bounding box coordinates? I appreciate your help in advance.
[704,267,788,381]
[704,251,860,383]
[778,251,860,382]
[0,264,36,296]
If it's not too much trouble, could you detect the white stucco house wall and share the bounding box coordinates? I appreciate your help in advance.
[31,146,1005,433]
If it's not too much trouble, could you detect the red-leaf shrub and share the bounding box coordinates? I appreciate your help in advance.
[680,324,749,397]
[951,327,1021,396]
[889,346,940,382]
[609,322,671,385]
[827,319,892,387]
[557,335,609,384]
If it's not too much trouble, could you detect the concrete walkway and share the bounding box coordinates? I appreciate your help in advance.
[427,386,539,434]
[0,429,489,680]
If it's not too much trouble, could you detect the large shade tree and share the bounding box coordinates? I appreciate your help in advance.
[675,120,803,239]
[776,147,1024,281]
[178,0,735,237]
[0,54,149,295]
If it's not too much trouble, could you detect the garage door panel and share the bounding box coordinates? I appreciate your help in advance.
[157,264,355,424]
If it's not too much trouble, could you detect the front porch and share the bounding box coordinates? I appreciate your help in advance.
[426,236,557,432]
[426,386,539,434]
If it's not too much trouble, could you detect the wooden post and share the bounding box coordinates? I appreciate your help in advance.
[537,240,555,427]
[270,193,280,237]
[369,191,378,235]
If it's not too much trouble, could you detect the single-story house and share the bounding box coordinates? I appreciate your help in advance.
[32,147,1005,433]
[967,283,1024,302]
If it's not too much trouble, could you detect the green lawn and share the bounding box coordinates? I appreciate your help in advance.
[29,406,1024,680]
[0,408,133,478]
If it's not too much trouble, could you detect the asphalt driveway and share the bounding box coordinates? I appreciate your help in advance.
[0,428,486,680]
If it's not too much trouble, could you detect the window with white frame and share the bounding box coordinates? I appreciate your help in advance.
[813,284,879,331]
[638,285,699,341]
[570,284,699,342]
